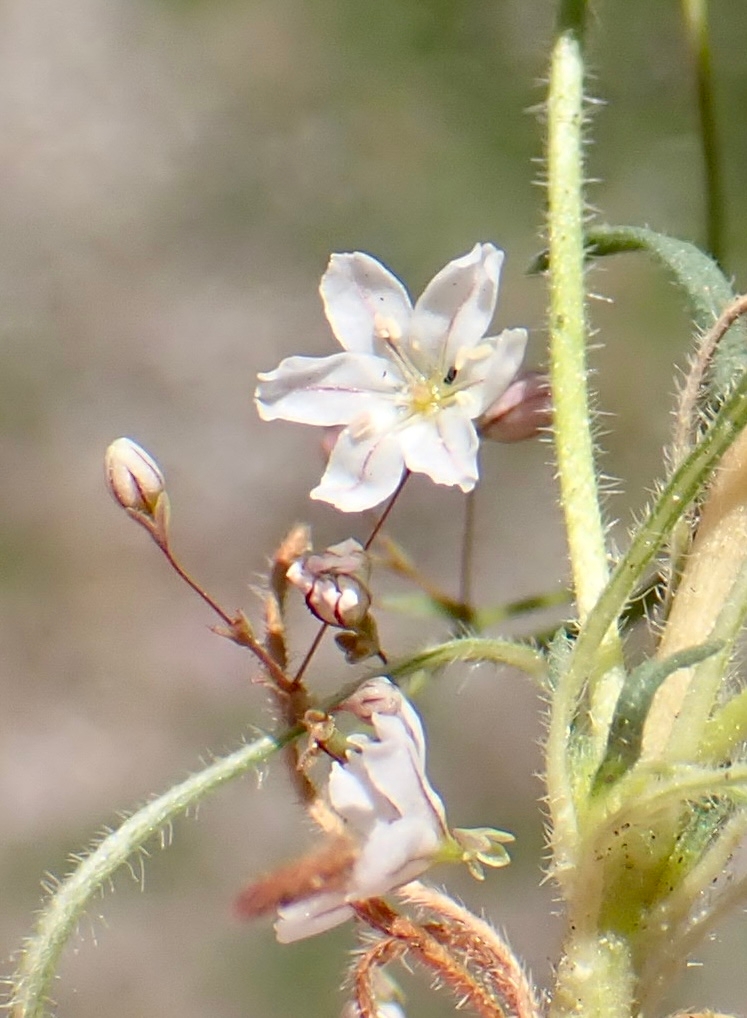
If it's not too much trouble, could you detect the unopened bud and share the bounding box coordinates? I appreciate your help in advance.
[478,371,552,443]
[339,676,402,720]
[104,437,165,516]
[287,538,372,629]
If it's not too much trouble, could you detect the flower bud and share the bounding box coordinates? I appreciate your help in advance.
[339,676,402,720]
[287,538,372,629]
[104,437,165,516]
[478,370,552,443]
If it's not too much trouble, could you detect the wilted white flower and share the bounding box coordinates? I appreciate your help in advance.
[255,244,528,512]
[104,437,165,516]
[275,678,449,942]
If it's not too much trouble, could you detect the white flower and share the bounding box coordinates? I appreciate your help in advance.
[255,244,528,512]
[275,678,449,943]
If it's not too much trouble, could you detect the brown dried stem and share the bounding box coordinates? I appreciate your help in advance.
[350,938,406,1018]
[399,882,542,1018]
[672,292,747,466]
[353,898,508,1018]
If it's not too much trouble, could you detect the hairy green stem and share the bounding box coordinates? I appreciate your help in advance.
[681,0,724,264]
[549,932,634,1018]
[11,730,294,1018]
[544,0,629,906]
[387,637,548,687]
[546,3,608,622]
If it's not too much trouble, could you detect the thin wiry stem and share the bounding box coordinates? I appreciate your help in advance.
[292,471,411,686]
[681,0,725,265]
[459,489,477,612]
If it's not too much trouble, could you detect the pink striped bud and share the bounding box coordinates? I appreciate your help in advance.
[478,371,552,443]
[105,437,165,516]
[287,538,371,629]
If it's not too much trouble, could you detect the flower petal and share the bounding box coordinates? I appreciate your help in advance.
[310,418,406,512]
[351,815,441,899]
[275,893,353,943]
[464,328,529,415]
[360,715,443,824]
[328,755,378,832]
[398,407,479,492]
[409,243,504,369]
[255,352,402,426]
[321,252,413,355]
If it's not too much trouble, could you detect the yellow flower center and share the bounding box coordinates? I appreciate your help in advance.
[409,381,444,415]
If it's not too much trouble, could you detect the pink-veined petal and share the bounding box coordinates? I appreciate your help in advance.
[398,408,479,492]
[368,713,448,830]
[255,352,402,426]
[275,893,353,943]
[409,243,504,370]
[310,419,406,512]
[463,328,529,415]
[360,716,440,823]
[320,252,413,355]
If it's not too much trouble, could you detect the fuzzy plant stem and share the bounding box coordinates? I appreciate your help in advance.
[545,5,637,1018]
[387,636,548,688]
[546,0,609,623]
[10,730,292,1018]
[544,0,625,851]
[545,0,606,879]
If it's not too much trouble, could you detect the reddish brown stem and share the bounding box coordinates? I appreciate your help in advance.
[353,899,507,1018]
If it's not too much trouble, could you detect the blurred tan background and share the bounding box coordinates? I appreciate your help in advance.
[2,1,747,1016]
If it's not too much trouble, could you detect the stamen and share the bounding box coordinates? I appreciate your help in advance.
[454,343,492,373]
[349,412,376,440]
[373,312,403,343]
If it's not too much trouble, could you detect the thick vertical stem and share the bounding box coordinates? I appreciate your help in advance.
[545,0,624,889]
[546,4,608,622]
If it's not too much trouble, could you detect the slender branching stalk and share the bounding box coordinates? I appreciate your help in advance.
[681,0,725,265]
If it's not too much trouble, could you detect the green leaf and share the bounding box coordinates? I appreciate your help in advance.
[584,225,746,399]
[593,641,723,789]
[530,224,747,400]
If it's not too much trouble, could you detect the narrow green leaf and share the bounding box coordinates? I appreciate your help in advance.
[530,224,747,399]
[593,641,723,789]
